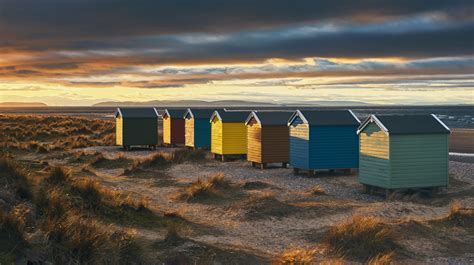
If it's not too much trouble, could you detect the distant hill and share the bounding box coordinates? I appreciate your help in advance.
[0,102,48,107]
[94,100,278,107]
[94,100,371,107]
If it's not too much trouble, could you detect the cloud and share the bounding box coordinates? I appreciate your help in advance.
[1,0,470,42]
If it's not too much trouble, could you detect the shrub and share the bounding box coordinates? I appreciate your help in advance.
[324,216,396,261]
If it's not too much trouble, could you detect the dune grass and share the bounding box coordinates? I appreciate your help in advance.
[275,248,318,264]
[241,192,297,220]
[175,173,234,202]
[0,115,115,152]
[444,200,474,226]
[307,184,326,195]
[37,166,161,229]
[42,211,141,264]
[324,216,397,261]
[0,155,32,198]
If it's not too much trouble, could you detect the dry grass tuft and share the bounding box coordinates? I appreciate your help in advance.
[176,173,232,202]
[0,155,31,198]
[90,153,132,169]
[45,166,71,184]
[324,216,397,261]
[445,200,474,226]
[241,192,297,220]
[308,185,326,195]
[43,212,141,264]
[0,207,26,247]
[368,251,395,265]
[275,248,318,264]
[172,149,207,163]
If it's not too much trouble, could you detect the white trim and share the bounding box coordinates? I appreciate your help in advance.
[210,110,222,123]
[162,109,171,119]
[431,114,451,132]
[183,108,193,119]
[115,108,122,118]
[287,110,308,126]
[245,111,260,125]
[153,108,160,118]
[348,109,361,123]
[356,116,372,135]
[356,115,389,136]
[372,115,390,135]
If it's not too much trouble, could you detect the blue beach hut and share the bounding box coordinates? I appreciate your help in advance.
[287,110,360,176]
[184,108,216,149]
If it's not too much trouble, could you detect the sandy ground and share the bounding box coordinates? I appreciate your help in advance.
[39,145,473,263]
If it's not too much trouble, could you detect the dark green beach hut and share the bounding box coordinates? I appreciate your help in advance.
[115,108,160,150]
[357,114,450,193]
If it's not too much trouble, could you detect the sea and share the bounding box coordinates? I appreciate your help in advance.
[0,105,472,129]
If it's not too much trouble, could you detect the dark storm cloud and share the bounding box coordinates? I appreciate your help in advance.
[0,0,471,42]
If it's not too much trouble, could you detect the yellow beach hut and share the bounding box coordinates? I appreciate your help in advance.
[210,110,250,161]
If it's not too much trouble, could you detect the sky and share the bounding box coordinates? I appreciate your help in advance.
[0,0,473,106]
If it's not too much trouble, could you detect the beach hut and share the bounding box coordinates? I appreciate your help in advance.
[162,109,186,146]
[245,111,293,169]
[357,114,450,195]
[184,108,216,149]
[115,107,159,150]
[288,110,360,176]
[210,110,250,161]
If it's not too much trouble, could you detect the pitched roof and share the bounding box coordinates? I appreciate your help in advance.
[211,110,250,122]
[357,114,450,135]
[245,111,294,126]
[288,110,360,126]
[184,108,220,119]
[115,108,159,118]
[163,108,187,119]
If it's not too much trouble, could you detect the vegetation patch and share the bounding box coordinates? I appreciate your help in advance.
[0,155,32,198]
[239,192,298,220]
[37,166,164,228]
[444,200,474,227]
[242,181,271,190]
[307,184,326,196]
[324,216,397,261]
[175,173,239,203]
[90,153,133,169]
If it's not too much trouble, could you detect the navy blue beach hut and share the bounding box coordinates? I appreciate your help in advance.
[184,108,216,149]
[287,110,360,176]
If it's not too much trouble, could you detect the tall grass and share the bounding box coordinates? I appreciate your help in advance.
[0,155,31,198]
[445,200,474,226]
[324,216,397,261]
[275,248,317,264]
[42,212,141,264]
[176,173,231,202]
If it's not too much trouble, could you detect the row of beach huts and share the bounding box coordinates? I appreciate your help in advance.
[115,108,451,195]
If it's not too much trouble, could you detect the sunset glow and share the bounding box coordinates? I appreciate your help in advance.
[0,1,472,106]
